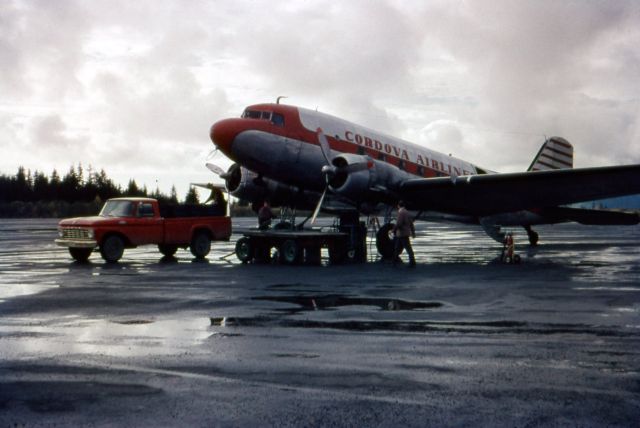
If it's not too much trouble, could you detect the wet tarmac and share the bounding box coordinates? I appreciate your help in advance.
[1,218,639,426]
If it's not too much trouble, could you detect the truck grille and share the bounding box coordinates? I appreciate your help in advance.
[61,228,92,240]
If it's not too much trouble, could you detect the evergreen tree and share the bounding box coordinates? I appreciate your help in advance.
[127,179,140,196]
[33,170,49,201]
[170,185,178,203]
[185,186,200,204]
[50,169,60,200]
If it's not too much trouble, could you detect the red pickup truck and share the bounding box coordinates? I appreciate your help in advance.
[55,197,231,263]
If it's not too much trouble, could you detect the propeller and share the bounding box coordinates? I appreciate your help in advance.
[190,182,226,204]
[203,162,233,215]
[206,163,229,179]
[310,128,371,224]
[310,128,334,224]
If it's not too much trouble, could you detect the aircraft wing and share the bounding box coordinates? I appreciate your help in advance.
[399,164,640,216]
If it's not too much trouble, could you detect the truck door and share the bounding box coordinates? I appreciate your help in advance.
[130,202,163,245]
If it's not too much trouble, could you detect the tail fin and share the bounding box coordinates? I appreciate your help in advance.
[527,137,573,171]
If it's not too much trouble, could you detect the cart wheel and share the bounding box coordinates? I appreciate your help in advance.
[235,237,254,263]
[280,239,300,265]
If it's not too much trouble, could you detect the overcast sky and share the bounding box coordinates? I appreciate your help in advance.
[1,0,639,198]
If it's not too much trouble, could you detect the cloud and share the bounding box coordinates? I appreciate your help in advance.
[1,0,639,197]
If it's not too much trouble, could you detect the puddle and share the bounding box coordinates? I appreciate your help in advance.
[253,294,443,312]
[111,320,155,325]
[207,314,640,337]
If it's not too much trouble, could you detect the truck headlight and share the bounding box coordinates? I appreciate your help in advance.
[87,229,95,239]
[58,229,64,238]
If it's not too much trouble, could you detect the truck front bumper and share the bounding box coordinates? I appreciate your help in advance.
[55,239,98,249]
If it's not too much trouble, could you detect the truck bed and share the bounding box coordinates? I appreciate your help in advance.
[159,203,226,218]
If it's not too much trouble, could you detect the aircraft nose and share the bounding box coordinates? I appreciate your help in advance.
[210,118,240,155]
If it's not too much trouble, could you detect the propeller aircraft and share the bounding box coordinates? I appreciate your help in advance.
[208,101,640,258]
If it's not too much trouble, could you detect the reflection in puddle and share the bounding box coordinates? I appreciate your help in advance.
[0,317,213,359]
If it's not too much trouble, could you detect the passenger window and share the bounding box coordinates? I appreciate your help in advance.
[271,113,285,127]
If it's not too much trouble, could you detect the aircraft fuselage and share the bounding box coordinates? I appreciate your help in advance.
[210,103,483,194]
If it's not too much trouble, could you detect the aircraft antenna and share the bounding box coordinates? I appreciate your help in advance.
[276,96,288,104]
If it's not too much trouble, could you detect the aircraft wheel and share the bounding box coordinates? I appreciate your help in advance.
[69,247,92,263]
[527,230,539,246]
[235,237,254,263]
[190,231,211,259]
[100,235,124,263]
[376,223,401,259]
[280,239,301,265]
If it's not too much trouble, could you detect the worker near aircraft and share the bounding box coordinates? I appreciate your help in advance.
[393,200,416,267]
[258,200,275,230]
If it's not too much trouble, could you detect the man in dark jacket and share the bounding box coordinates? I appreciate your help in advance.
[258,201,275,230]
[392,200,416,267]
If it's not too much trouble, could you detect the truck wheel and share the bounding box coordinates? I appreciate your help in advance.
[100,235,124,263]
[69,248,92,263]
[158,244,178,257]
[235,237,253,263]
[190,232,211,259]
[280,239,300,265]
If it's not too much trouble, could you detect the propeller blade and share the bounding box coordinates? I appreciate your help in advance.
[342,160,372,174]
[190,182,226,191]
[206,163,227,177]
[316,128,333,165]
[310,187,327,225]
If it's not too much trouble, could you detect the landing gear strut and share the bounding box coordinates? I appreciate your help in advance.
[524,225,539,246]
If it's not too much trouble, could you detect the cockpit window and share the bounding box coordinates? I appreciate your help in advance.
[242,110,262,119]
[241,109,285,127]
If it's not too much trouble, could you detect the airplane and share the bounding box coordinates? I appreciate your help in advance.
[208,100,640,258]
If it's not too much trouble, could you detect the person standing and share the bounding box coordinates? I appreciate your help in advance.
[393,200,416,267]
[258,200,275,230]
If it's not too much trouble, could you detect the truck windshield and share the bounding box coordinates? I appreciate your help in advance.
[100,200,135,217]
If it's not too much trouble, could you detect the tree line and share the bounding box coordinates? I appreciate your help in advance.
[0,165,200,218]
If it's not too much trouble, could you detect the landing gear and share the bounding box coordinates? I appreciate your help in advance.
[375,223,401,260]
[524,225,539,246]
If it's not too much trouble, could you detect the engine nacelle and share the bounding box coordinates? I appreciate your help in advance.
[224,164,318,210]
[327,154,410,203]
